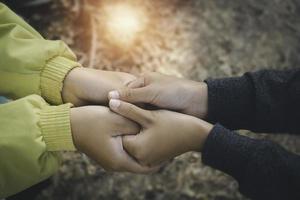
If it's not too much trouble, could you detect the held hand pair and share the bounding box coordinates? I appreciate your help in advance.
[64,68,157,173]
[64,69,212,173]
[108,99,213,167]
[108,72,213,168]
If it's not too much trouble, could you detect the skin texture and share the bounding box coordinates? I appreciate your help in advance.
[109,99,213,167]
[63,68,158,173]
[64,69,211,171]
[62,67,136,106]
[70,105,156,173]
[108,72,208,119]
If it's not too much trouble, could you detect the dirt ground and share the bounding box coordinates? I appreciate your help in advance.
[6,0,300,199]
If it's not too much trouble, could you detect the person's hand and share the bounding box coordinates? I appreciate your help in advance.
[109,99,213,166]
[63,67,136,106]
[108,72,208,119]
[70,105,156,173]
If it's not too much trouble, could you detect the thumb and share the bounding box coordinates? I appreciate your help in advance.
[122,135,141,159]
[118,142,157,174]
[123,135,147,166]
[109,99,153,126]
[108,87,152,104]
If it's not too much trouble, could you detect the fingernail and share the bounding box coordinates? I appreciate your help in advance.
[109,99,121,109]
[109,91,120,99]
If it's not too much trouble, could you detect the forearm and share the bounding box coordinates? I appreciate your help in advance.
[202,124,300,200]
[205,68,300,133]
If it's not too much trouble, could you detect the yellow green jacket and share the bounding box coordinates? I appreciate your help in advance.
[0,3,80,198]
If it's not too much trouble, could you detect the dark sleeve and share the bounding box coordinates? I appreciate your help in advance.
[205,68,300,133]
[202,124,300,200]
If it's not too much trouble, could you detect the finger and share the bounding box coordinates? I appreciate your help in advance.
[110,109,141,135]
[111,137,158,174]
[126,76,146,89]
[111,117,140,136]
[122,135,140,159]
[118,146,158,174]
[109,99,152,126]
[108,87,151,104]
[123,134,150,166]
[124,135,171,167]
[121,153,158,174]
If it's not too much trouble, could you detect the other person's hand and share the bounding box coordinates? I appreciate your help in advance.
[70,105,156,173]
[109,99,213,167]
[63,68,136,106]
[108,72,208,119]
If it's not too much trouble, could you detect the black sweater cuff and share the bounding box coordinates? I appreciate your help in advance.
[205,74,255,130]
[202,124,300,200]
[202,124,255,181]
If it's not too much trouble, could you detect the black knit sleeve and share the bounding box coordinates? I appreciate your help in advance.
[202,124,300,200]
[205,68,300,133]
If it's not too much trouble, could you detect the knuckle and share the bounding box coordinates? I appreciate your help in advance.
[144,111,155,124]
[113,117,126,127]
[147,92,158,104]
[121,88,132,99]
[128,122,140,133]
[139,76,146,87]
[142,73,152,84]
[114,115,131,128]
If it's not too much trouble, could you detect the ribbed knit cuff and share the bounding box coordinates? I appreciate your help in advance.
[41,56,81,105]
[40,103,76,151]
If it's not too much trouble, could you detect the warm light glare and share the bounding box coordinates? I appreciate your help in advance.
[104,4,146,45]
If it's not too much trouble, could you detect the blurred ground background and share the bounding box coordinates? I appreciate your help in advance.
[3,0,300,199]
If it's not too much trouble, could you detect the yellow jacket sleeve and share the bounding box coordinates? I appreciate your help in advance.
[0,3,81,105]
[0,95,75,198]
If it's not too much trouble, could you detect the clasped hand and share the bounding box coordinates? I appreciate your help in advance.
[64,68,213,173]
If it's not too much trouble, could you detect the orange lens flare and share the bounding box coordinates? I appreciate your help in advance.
[103,4,146,46]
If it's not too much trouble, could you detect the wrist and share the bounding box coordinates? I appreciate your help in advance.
[189,118,213,152]
[62,67,85,105]
[70,107,84,151]
[187,82,208,119]
[41,56,80,105]
[198,82,208,119]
